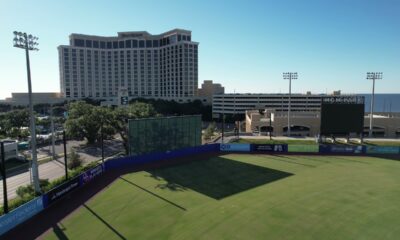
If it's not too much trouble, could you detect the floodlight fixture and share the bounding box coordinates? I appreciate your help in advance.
[12,31,41,193]
[283,72,298,137]
[366,72,383,138]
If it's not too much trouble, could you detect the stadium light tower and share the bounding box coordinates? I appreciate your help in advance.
[13,31,41,193]
[366,72,383,138]
[283,72,298,137]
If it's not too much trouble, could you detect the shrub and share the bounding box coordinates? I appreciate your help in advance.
[203,122,216,140]
[68,150,82,170]
[16,178,50,198]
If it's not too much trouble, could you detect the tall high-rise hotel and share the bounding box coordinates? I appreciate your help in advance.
[58,29,198,100]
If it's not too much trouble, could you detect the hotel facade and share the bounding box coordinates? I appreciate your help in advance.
[58,29,198,102]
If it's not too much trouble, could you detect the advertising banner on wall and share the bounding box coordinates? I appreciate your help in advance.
[220,144,251,152]
[319,145,365,154]
[251,144,288,152]
[43,177,80,207]
[366,146,400,154]
[80,164,104,185]
[0,197,43,235]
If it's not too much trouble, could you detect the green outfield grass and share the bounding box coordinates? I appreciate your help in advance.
[45,154,400,240]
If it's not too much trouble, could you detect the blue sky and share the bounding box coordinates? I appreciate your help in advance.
[0,0,399,99]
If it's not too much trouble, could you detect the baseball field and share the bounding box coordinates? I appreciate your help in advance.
[44,153,400,239]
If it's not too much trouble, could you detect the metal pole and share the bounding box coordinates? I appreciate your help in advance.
[51,104,56,160]
[1,142,9,213]
[221,114,225,143]
[369,78,375,138]
[24,33,40,193]
[101,125,104,164]
[63,130,68,180]
[288,76,291,137]
[269,116,272,140]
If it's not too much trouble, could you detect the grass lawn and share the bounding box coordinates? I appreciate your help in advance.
[45,154,400,240]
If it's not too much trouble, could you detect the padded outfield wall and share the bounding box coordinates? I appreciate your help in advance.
[128,115,202,156]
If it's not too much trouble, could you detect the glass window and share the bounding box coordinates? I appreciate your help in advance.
[113,41,118,49]
[93,41,99,48]
[107,42,112,49]
[125,40,131,48]
[146,40,152,48]
[187,36,191,41]
[119,41,125,48]
[182,35,187,41]
[153,40,159,47]
[74,39,84,47]
[132,40,138,48]
[178,35,181,41]
[139,40,145,48]
[100,41,106,49]
[85,40,92,47]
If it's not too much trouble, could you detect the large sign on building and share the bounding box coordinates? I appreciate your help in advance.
[128,115,202,156]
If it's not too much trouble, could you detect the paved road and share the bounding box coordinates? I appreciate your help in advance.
[0,139,124,202]
[0,160,66,201]
[24,140,83,160]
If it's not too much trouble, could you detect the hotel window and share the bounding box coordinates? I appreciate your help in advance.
[125,40,131,48]
[93,41,99,48]
[85,40,92,48]
[139,40,145,48]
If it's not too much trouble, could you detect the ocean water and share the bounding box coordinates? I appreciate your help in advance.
[358,94,400,113]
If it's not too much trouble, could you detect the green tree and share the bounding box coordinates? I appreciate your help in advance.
[0,109,30,139]
[65,101,115,144]
[112,102,158,154]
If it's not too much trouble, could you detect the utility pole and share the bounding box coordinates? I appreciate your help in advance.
[101,125,104,165]
[366,72,383,138]
[63,130,68,180]
[1,142,9,213]
[50,104,56,160]
[283,72,298,137]
[221,114,225,144]
[13,31,41,193]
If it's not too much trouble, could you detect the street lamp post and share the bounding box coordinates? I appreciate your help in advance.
[13,31,41,193]
[283,72,298,137]
[366,72,383,138]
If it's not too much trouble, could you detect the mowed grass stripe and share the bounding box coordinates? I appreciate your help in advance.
[45,154,400,240]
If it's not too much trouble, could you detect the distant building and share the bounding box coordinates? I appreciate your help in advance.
[58,29,199,102]
[197,80,225,104]
[213,93,333,116]
[1,92,64,106]
[245,109,400,138]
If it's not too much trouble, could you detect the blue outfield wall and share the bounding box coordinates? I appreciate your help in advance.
[105,143,220,170]
[319,145,366,154]
[0,197,44,235]
[220,143,251,152]
[366,146,400,154]
[251,144,288,153]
